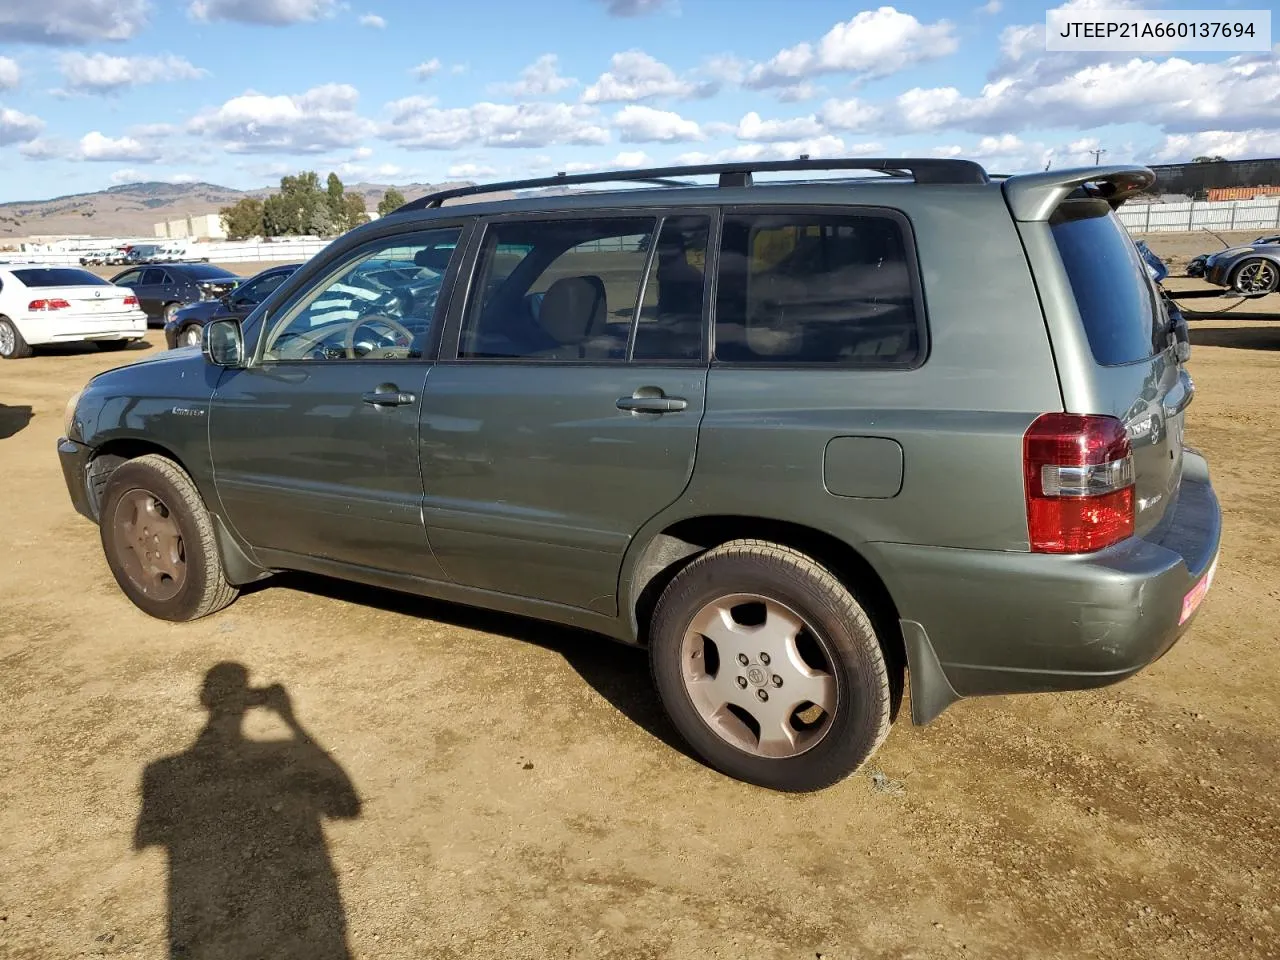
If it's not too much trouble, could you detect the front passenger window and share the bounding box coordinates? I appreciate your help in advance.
[261,228,461,362]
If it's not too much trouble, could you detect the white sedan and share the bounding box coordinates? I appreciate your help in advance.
[0,264,148,359]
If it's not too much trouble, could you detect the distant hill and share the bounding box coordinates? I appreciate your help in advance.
[0,179,472,241]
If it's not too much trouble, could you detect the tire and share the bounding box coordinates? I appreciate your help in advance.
[98,454,238,621]
[162,302,180,325]
[649,540,893,792]
[95,339,133,352]
[180,324,202,348]
[1231,257,1280,295]
[0,316,33,359]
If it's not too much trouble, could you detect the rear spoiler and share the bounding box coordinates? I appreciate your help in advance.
[1002,164,1155,222]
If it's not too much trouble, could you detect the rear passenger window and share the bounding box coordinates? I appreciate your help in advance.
[461,218,655,361]
[715,212,922,366]
[1050,200,1163,366]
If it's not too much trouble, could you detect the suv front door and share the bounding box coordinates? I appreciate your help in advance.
[421,212,713,614]
[208,226,466,577]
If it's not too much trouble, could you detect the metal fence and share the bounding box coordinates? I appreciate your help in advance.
[1118,196,1280,234]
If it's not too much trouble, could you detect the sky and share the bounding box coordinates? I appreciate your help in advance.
[0,0,1276,202]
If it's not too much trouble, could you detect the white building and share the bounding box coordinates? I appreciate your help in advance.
[154,213,227,240]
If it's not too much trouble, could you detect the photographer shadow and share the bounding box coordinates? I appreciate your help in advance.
[134,663,360,960]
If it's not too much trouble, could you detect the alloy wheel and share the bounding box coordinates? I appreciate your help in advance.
[680,593,839,758]
[1235,260,1278,294]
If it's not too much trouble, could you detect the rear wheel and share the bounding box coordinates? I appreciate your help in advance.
[1231,258,1280,295]
[99,454,238,621]
[0,317,33,359]
[649,540,893,792]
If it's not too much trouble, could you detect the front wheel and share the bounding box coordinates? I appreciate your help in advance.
[162,302,180,325]
[99,454,238,621]
[180,324,202,348]
[1231,258,1280,295]
[649,540,894,792]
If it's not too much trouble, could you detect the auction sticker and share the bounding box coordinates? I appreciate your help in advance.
[1047,9,1271,52]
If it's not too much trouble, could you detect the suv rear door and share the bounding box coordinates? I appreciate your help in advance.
[1046,199,1188,535]
[420,210,713,614]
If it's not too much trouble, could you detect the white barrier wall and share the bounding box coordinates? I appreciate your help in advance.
[3,238,333,267]
[1118,196,1280,234]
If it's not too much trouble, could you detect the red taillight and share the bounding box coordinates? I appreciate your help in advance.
[28,298,71,311]
[123,295,139,307]
[1023,413,1135,553]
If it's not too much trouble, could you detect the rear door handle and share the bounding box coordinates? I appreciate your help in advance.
[616,391,687,414]
[362,385,417,407]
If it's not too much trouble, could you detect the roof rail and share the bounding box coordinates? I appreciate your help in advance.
[393,157,990,213]
[1003,164,1155,220]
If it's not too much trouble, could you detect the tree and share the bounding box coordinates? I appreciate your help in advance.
[1192,155,1227,163]
[326,172,346,229]
[342,193,369,230]
[377,187,406,217]
[262,171,324,236]
[219,198,264,240]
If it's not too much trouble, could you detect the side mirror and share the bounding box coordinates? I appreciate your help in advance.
[203,318,246,368]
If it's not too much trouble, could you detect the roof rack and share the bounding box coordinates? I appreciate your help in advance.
[394,157,990,212]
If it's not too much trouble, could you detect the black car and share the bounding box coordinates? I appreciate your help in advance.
[110,263,241,326]
[164,264,301,349]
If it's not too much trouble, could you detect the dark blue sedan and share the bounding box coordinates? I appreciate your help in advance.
[164,263,301,348]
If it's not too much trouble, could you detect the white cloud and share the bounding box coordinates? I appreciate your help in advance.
[110,168,141,184]
[819,97,881,132]
[189,0,336,25]
[493,54,576,98]
[734,111,825,143]
[677,135,869,166]
[747,7,957,87]
[561,161,599,173]
[0,105,43,145]
[358,12,385,28]
[775,82,821,103]
[979,0,1001,13]
[0,58,20,91]
[79,131,159,161]
[596,0,671,15]
[583,50,715,103]
[613,104,703,143]
[189,83,375,153]
[384,98,610,149]
[0,0,149,44]
[1151,129,1280,163]
[702,54,744,85]
[613,150,652,168]
[59,53,206,95]
[411,58,441,81]
[447,162,496,178]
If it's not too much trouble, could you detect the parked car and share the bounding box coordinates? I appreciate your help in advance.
[165,263,300,348]
[57,158,1221,791]
[0,264,146,359]
[1193,235,1280,292]
[110,263,241,325]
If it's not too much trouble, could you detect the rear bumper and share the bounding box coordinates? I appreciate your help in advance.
[57,437,97,522]
[875,451,1222,723]
[21,312,147,345]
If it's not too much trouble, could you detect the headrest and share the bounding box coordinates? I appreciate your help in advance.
[539,276,607,345]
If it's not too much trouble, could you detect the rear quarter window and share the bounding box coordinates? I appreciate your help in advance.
[1050,200,1164,366]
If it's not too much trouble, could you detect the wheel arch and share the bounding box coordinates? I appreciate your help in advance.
[625,516,906,700]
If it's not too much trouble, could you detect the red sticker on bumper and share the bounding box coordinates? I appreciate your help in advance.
[1180,553,1219,625]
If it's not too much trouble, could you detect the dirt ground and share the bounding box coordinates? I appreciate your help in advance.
[1,239,1279,960]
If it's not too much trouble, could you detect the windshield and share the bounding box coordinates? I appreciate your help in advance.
[12,268,111,287]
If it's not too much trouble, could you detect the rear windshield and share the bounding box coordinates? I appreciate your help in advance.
[12,268,110,287]
[180,264,238,280]
[1050,200,1163,366]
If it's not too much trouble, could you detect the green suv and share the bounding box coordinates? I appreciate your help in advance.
[57,158,1221,792]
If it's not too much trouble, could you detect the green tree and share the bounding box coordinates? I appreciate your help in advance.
[326,172,346,228]
[377,187,406,217]
[262,171,324,236]
[342,193,369,230]
[219,197,264,239]
[1192,155,1227,163]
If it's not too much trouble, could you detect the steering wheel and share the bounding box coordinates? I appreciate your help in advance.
[342,313,416,359]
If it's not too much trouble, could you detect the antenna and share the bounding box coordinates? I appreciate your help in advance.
[1089,148,1107,166]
